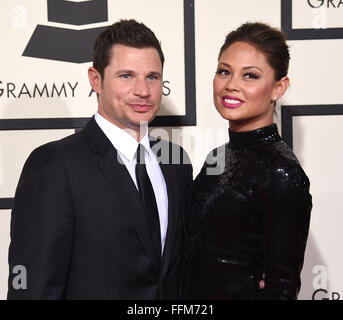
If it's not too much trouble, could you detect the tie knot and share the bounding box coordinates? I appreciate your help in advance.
[136,144,146,165]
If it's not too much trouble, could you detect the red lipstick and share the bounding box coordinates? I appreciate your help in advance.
[221,96,244,108]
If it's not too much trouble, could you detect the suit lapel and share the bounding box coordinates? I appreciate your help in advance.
[83,118,160,274]
[150,139,179,279]
[160,163,178,279]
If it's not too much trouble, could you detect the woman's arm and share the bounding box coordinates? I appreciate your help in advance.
[259,165,312,299]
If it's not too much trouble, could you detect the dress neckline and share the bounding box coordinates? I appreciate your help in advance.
[228,123,281,149]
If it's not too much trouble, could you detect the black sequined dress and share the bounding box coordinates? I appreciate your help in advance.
[180,124,312,300]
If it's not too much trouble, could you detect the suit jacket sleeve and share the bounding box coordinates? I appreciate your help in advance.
[7,144,74,299]
[260,166,312,300]
[185,151,193,190]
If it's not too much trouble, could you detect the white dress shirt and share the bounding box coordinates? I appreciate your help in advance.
[94,113,168,253]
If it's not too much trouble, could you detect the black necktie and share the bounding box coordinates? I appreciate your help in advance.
[135,144,162,256]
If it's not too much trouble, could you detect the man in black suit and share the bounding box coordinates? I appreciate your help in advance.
[7,19,192,299]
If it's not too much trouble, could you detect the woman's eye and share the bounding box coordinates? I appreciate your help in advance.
[215,69,230,76]
[244,73,259,79]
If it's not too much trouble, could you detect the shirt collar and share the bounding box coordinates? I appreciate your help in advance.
[139,131,154,161]
[95,112,152,162]
[228,123,281,149]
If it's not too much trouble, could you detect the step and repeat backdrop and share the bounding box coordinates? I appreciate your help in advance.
[1,0,342,300]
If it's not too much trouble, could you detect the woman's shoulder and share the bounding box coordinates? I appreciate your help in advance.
[265,141,310,188]
[256,140,299,168]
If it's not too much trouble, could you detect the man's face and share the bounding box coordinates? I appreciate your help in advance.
[90,44,163,132]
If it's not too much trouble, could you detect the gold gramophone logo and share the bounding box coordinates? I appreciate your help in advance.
[23,0,109,63]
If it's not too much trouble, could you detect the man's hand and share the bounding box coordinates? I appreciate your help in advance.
[259,273,265,289]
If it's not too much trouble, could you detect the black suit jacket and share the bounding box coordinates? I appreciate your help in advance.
[7,117,192,299]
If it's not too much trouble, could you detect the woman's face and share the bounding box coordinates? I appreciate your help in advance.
[213,41,288,132]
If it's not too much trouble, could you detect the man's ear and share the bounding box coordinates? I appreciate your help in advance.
[272,76,290,101]
[88,67,102,94]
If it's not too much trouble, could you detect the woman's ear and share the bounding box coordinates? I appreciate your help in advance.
[272,76,290,101]
[88,67,102,94]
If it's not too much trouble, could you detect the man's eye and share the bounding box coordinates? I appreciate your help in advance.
[120,74,131,79]
[147,75,158,80]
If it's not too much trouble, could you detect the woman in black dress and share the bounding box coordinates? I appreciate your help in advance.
[180,22,312,300]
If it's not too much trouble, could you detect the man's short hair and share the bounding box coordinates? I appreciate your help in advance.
[93,19,165,79]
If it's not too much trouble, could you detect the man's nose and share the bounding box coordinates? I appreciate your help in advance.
[133,78,150,97]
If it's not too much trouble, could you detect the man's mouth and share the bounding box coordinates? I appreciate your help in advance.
[129,103,154,112]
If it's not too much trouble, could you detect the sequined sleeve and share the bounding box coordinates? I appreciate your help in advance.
[258,165,312,299]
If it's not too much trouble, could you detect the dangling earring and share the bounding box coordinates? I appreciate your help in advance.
[273,96,277,107]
